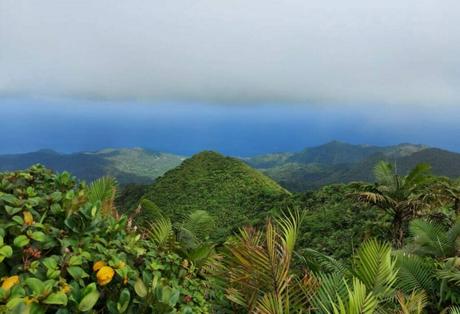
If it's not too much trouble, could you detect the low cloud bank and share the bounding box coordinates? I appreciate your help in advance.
[1,0,459,105]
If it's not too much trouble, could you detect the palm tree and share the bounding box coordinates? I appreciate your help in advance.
[405,218,460,259]
[304,239,399,313]
[395,218,460,311]
[220,211,315,313]
[353,161,434,247]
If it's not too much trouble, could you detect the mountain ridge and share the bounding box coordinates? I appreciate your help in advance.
[2,142,460,192]
[0,147,185,184]
[248,144,460,191]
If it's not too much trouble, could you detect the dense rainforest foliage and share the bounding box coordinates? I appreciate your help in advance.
[246,141,460,191]
[141,151,291,241]
[1,156,460,312]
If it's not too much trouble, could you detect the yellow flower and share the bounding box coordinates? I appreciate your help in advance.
[97,266,115,286]
[60,283,72,294]
[93,260,106,272]
[23,211,34,225]
[1,275,20,290]
[116,261,126,269]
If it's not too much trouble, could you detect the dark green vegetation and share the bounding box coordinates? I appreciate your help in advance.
[0,148,184,184]
[141,151,291,241]
[4,141,460,193]
[246,141,460,191]
[1,148,460,312]
[0,166,210,313]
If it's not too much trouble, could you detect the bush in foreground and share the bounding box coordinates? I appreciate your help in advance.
[0,165,209,313]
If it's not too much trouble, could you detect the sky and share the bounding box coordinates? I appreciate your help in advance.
[1,1,459,154]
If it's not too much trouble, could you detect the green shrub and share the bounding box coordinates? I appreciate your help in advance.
[0,165,209,313]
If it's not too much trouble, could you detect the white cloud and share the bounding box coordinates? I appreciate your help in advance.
[1,0,459,105]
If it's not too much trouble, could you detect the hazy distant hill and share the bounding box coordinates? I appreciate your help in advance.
[0,148,184,184]
[246,142,460,191]
[339,148,460,182]
[3,142,460,192]
[246,141,427,168]
[142,151,290,240]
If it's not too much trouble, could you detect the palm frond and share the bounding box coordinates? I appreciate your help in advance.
[408,219,450,258]
[374,161,395,187]
[222,210,308,312]
[329,278,378,314]
[302,248,349,275]
[352,239,397,299]
[394,253,436,295]
[179,210,215,247]
[255,292,285,314]
[437,257,460,286]
[145,217,174,248]
[187,244,216,267]
[403,163,431,190]
[276,209,302,255]
[446,218,460,253]
[137,198,163,223]
[312,272,348,314]
[396,290,428,314]
[355,192,396,214]
[448,306,460,314]
[87,176,118,215]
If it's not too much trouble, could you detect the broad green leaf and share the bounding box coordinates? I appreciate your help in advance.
[43,292,68,306]
[30,231,46,242]
[0,193,21,206]
[25,278,45,295]
[134,278,148,298]
[12,215,24,225]
[117,288,130,313]
[168,289,180,307]
[47,269,61,279]
[67,266,89,280]
[5,206,22,216]
[0,245,13,258]
[81,282,98,296]
[69,255,83,266]
[42,257,58,270]
[6,297,24,310]
[13,235,30,247]
[78,290,100,312]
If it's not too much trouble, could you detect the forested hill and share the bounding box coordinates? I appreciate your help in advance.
[0,148,184,184]
[245,141,427,168]
[141,151,291,240]
[246,142,460,191]
[2,142,460,192]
